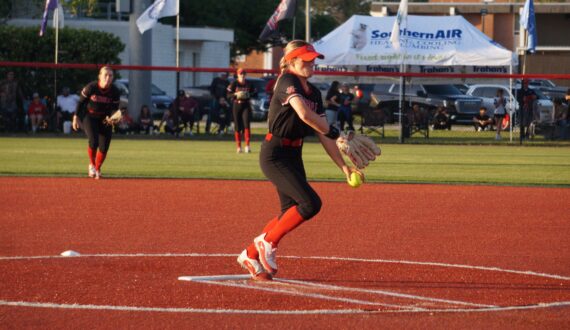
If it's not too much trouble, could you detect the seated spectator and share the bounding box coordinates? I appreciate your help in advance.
[432,106,452,130]
[27,92,47,133]
[408,104,429,128]
[138,105,154,134]
[337,83,355,131]
[173,90,198,136]
[56,87,79,132]
[473,107,493,132]
[158,109,179,136]
[116,107,134,134]
[554,98,568,140]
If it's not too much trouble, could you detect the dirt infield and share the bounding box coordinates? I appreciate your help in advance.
[1,177,569,328]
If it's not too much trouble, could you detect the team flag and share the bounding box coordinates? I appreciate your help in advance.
[519,0,537,53]
[259,0,297,42]
[390,0,408,51]
[136,0,179,34]
[39,0,58,37]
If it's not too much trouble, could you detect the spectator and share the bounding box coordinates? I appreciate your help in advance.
[0,71,25,132]
[158,109,179,136]
[209,72,230,134]
[324,81,340,126]
[27,92,47,133]
[138,105,154,134]
[554,98,568,140]
[116,107,134,135]
[473,107,493,132]
[493,89,507,140]
[56,86,80,132]
[172,90,198,136]
[337,83,355,131]
[432,106,452,130]
[517,79,538,138]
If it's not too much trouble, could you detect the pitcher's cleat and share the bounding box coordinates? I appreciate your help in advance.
[254,234,278,275]
[237,250,266,278]
[252,272,273,281]
[94,170,102,180]
[88,164,96,178]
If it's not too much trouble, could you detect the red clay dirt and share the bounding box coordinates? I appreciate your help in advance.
[1,177,569,328]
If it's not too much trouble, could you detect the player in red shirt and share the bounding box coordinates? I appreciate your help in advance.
[27,92,47,133]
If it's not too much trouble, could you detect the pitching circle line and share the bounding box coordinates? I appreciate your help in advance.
[1,252,569,315]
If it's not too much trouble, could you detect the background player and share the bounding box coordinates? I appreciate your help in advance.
[72,66,120,179]
[237,40,362,279]
[227,68,256,153]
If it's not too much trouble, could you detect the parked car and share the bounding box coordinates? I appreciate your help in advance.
[114,79,174,120]
[466,84,555,125]
[371,83,482,124]
[516,79,568,101]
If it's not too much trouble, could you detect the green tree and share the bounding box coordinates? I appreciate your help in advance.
[0,25,124,99]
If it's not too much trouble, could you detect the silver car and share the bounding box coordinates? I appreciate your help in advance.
[466,84,555,125]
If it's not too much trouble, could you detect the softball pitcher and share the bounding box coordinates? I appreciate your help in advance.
[237,40,362,280]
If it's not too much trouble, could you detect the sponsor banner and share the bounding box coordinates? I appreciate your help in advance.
[313,15,517,67]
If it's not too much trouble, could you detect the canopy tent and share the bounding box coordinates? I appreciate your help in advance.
[313,15,518,68]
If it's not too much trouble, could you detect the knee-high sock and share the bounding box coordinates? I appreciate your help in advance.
[95,151,107,171]
[88,147,97,166]
[246,217,279,259]
[264,207,305,247]
[234,132,241,148]
[244,128,251,146]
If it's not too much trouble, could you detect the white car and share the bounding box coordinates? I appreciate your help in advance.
[466,84,555,125]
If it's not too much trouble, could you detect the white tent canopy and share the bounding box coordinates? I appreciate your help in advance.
[313,15,518,68]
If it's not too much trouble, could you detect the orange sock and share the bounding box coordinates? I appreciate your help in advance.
[95,151,107,171]
[87,147,96,166]
[244,128,250,146]
[234,132,241,148]
[246,217,278,259]
[264,206,305,246]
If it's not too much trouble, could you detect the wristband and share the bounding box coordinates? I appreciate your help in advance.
[324,124,340,140]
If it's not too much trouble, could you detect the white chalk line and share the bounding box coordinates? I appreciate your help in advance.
[191,279,424,311]
[2,252,569,281]
[276,279,497,308]
[2,252,569,315]
[1,300,569,315]
[179,275,492,309]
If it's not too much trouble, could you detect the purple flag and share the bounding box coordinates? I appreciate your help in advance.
[259,0,297,42]
[39,0,59,37]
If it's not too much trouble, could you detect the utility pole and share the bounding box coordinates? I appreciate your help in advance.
[305,0,310,42]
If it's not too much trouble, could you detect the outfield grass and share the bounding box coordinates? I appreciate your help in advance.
[0,136,569,186]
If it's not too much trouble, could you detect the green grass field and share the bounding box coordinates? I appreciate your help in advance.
[1,136,569,186]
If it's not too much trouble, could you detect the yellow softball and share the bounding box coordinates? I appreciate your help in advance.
[347,172,363,188]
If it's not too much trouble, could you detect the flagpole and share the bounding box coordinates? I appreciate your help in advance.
[305,0,310,42]
[176,11,180,95]
[54,7,59,128]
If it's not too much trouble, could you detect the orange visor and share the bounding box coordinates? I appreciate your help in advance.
[284,44,325,62]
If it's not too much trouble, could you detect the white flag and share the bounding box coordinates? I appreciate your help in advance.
[136,0,179,34]
[390,0,408,51]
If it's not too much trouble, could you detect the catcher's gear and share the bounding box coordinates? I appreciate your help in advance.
[104,109,123,126]
[235,91,250,100]
[336,131,381,169]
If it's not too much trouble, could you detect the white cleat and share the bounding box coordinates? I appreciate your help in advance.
[94,170,102,180]
[237,250,265,278]
[88,164,96,178]
[245,146,251,153]
[254,234,278,275]
[237,147,242,153]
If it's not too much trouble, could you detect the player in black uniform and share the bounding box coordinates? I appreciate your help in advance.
[227,68,256,153]
[72,66,120,179]
[236,40,361,279]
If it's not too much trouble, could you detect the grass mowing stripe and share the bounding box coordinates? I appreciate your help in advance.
[0,137,569,186]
